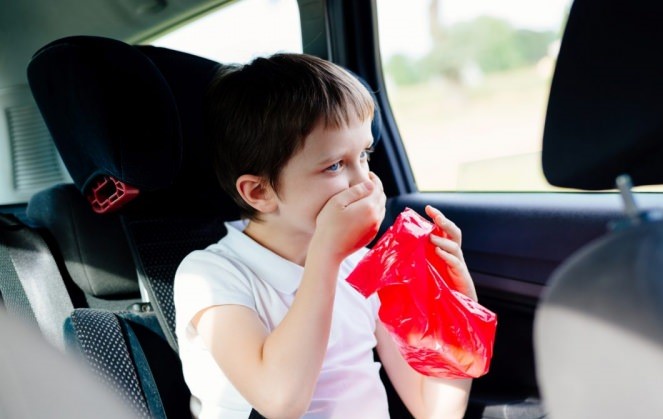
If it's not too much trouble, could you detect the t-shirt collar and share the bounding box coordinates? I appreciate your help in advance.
[223,220,304,294]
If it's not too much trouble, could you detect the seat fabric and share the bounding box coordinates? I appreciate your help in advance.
[27,184,140,306]
[123,215,227,350]
[65,308,191,418]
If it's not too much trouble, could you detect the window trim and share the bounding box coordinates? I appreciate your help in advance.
[321,0,417,197]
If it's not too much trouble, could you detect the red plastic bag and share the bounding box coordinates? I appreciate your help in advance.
[347,208,497,379]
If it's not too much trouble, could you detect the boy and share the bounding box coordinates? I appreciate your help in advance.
[174,53,478,418]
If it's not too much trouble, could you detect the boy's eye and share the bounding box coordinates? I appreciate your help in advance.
[361,146,375,161]
[326,161,343,172]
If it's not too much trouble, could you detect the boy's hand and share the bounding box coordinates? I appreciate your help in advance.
[425,205,478,301]
[313,172,386,262]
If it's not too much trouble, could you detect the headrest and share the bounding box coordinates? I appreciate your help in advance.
[368,86,382,145]
[348,71,382,145]
[535,221,663,417]
[27,36,236,217]
[542,0,663,190]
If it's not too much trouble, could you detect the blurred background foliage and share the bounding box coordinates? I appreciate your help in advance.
[386,0,558,86]
[380,0,571,191]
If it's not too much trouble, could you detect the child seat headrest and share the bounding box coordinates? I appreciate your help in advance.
[27,36,236,217]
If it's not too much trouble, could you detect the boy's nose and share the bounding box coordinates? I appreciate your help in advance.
[349,168,371,187]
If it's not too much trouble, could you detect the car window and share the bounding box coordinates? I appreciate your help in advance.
[150,0,302,64]
[376,0,572,192]
[0,89,72,206]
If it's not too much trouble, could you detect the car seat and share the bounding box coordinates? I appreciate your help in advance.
[535,0,663,416]
[28,34,237,343]
[27,35,235,417]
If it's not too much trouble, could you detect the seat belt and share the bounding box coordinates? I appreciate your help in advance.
[0,215,37,325]
[0,213,73,350]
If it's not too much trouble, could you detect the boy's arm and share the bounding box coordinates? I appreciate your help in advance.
[195,175,385,418]
[376,321,472,419]
[194,251,340,418]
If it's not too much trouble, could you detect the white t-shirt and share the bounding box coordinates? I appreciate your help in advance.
[174,220,389,419]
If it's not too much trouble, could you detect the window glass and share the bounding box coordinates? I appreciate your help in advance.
[151,0,302,63]
[377,0,571,191]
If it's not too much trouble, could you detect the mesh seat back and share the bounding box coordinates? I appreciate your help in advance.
[66,308,191,418]
[122,215,227,350]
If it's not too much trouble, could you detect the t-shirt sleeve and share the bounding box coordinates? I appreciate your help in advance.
[368,293,381,327]
[344,247,381,326]
[174,249,257,332]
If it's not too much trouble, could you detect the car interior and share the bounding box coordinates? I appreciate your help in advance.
[1,0,663,418]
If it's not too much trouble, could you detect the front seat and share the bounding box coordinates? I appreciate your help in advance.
[535,0,663,417]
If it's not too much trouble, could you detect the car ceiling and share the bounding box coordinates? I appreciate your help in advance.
[0,0,232,88]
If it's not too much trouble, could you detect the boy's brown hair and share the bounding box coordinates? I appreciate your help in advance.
[205,53,375,220]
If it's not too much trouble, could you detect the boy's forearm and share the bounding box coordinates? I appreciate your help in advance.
[377,321,472,419]
[255,242,341,416]
[419,376,472,419]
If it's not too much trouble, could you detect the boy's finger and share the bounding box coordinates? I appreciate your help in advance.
[367,172,386,206]
[430,234,462,259]
[368,172,383,192]
[334,180,374,208]
[435,247,463,270]
[426,205,462,244]
[425,205,445,225]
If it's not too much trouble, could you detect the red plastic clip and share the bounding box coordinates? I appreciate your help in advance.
[86,175,140,214]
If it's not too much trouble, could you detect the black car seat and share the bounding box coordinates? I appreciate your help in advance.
[536,0,663,416]
[27,36,236,417]
[28,35,237,347]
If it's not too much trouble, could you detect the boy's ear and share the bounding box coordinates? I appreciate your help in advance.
[236,174,278,214]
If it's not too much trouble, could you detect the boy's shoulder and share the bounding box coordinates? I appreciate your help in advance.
[174,240,257,309]
[177,220,248,270]
[177,240,245,278]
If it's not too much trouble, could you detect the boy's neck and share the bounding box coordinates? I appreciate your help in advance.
[243,220,311,266]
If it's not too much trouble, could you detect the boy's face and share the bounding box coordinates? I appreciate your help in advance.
[268,114,375,239]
